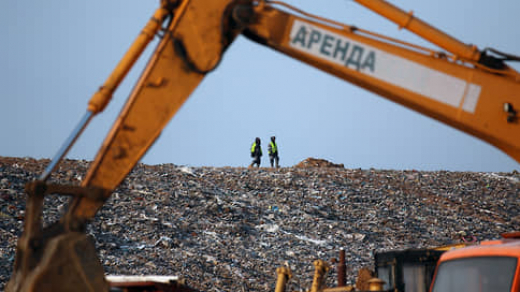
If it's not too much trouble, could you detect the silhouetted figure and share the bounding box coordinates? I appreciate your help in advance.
[268,136,279,168]
[249,137,262,168]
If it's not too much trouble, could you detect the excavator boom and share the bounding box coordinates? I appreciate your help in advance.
[70,0,245,220]
[7,1,244,290]
[240,1,520,163]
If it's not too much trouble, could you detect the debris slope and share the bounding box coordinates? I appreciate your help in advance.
[0,157,518,291]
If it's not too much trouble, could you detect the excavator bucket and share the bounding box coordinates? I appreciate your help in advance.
[6,182,110,292]
[7,232,108,292]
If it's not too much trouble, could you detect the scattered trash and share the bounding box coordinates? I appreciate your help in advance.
[0,156,518,291]
[294,157,344,168]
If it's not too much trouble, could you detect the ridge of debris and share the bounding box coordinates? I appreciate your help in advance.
[0,156,518,291]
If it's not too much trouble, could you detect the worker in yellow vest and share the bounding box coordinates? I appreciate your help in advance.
[268,136,279,168]
[249,137,262,168]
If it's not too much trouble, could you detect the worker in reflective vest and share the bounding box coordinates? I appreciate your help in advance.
[268,136,279,168]
[249,137,262,168]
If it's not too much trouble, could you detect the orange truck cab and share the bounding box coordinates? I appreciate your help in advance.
[430,232,520,292]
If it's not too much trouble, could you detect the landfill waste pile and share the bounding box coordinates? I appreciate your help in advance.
[0,156,518,291]
[295,158,345,169]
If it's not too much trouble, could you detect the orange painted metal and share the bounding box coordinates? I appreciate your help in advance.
[69,0,243,220]
[353,0,481,62]
[439,239,520,261]
[243,1,520,164]
[87,7,170,114]
[431,238,520,292]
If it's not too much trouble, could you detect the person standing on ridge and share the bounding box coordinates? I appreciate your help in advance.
[268,136,279,168]
[249,137,262,168]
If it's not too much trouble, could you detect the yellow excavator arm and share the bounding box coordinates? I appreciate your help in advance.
[70,0,245,220]
[7,0,520,291]
[242,0,520,162]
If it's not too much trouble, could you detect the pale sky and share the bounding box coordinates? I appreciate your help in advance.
[1,0,519,172]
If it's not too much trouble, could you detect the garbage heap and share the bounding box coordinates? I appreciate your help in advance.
[0,157,518,291]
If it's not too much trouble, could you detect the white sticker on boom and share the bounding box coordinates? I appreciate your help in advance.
[289,20,481,113]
